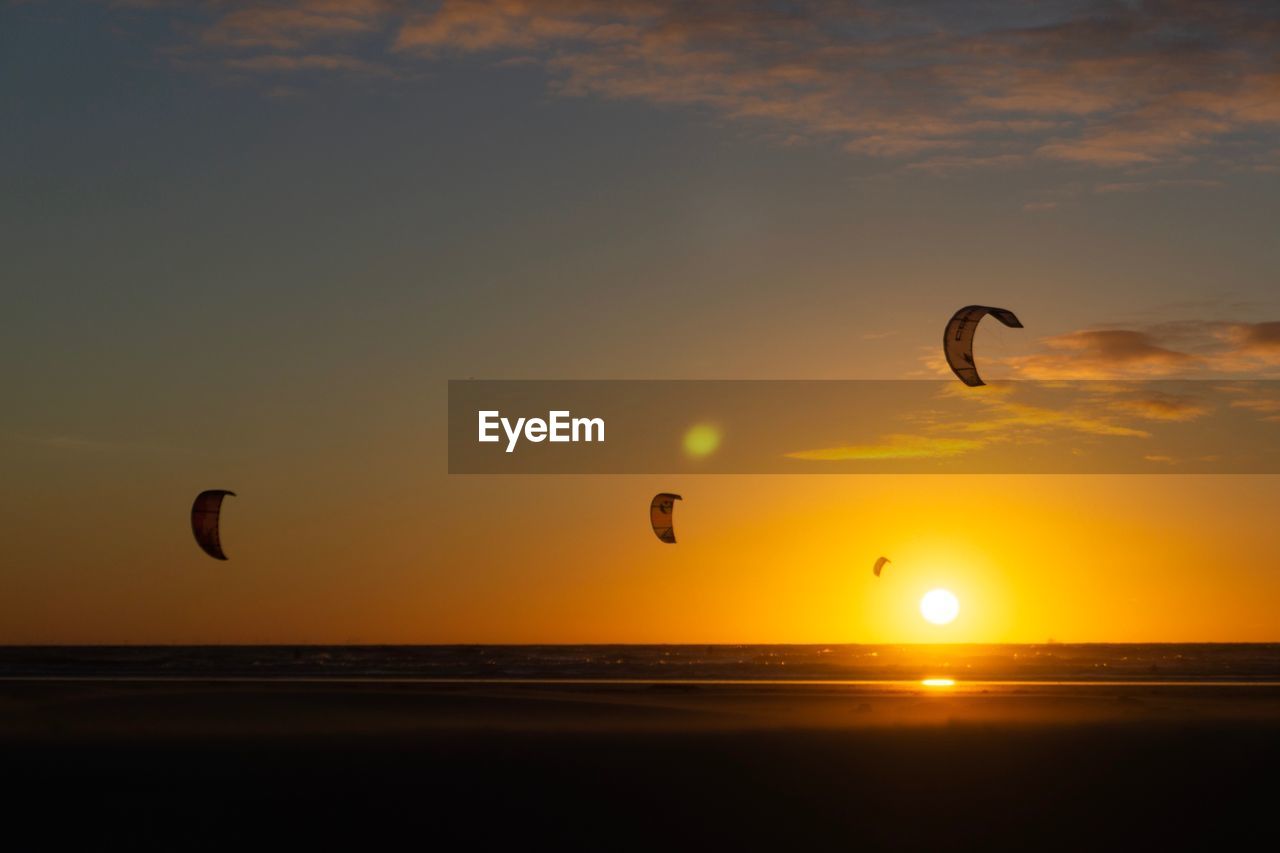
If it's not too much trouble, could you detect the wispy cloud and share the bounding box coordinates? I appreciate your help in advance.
[936,384,1153,439]
[1226,389,1280,424]
[1107,393,1212,422]
[1230,398,1280,415]
[1006,329,1201,379]
[1093,178,1224,194]
[784,375,1278,467]
[225,53,391,74]
[981,321,1280,381]
[786,382,1171,464]
[110,1,1280,178]
[200,1,392,51]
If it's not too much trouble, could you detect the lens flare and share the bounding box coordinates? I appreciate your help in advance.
[683,424,722,458]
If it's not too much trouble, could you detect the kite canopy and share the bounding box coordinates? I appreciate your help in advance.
[650,493,682,544]
[191,489,235,561]
[873,556,890,577]
[943,305,1023,387]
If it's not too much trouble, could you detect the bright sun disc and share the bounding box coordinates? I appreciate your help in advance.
[920,588,959,625]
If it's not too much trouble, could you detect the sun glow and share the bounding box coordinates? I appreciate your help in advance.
[920,589,960,625]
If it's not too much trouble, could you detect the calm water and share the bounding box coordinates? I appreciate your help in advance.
[1,644,1279,682]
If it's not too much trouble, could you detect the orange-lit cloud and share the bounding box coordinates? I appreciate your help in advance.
[785,382,1174,464]
[1105,393,1211,422]
[994,322,1280,380]
[1093,179,1224,194]
[225,54,390,74]
[940,387,1152,440]
[202,2,392,51]
[115,1,1280,177]
[1231,398,1280,415]
[1007,330,1201,380]
[1218,322,1280,360]
[1227,390,1280,424]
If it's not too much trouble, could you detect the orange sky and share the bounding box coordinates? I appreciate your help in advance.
[3,1,1279,643]
[5,464,1279,642]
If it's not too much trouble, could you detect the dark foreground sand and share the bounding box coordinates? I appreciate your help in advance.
[3,680,1278,849]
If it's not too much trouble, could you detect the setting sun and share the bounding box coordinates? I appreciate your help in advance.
[920,589,960,625]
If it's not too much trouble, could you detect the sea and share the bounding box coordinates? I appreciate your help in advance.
[1,644,1279,683]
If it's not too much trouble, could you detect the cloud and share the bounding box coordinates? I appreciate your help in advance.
[920,317,1280,385]
[393,1,637,53]
[1106,393,1212,422]
[1227,392,1280,424]
[1006,330,1200,379]
[983,321,1280,380]
[1230,398,1280,414]
[784,381,1175,465]
[1036,113,1233,166]
[112,1,1280,176]
[1093,179,1224,194]
[202,2,390,51]
[920,314,1280,383]
[1220,321,1280,358]
[786,370,1280,467]
[902,153,1026,175]
[225,53,390,74]
[940,388,1152,439]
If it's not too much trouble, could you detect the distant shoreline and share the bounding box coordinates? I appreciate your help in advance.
[3,644,1280,683]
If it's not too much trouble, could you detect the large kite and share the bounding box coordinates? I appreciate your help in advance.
[943,305,1023,386]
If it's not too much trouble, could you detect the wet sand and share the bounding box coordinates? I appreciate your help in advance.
[3,679,1278,849]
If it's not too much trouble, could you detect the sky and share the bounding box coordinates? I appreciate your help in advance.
[2,0,1280,643]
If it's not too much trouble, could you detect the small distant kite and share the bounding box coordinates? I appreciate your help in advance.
[650,493,682,544]
[943,305,1023,387]
[873,556,890,577]
[191,489,235,561]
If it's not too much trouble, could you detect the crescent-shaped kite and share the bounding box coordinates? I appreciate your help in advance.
[650,493,682,544]
[943,305,1023,387]
[191,489,235,561]
[873,556,890,577]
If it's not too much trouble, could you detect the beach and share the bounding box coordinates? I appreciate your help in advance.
[4,676,1278,849]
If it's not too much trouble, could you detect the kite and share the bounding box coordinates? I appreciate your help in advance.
[191,489,235,561]
[650,493,682,544]
[943,305,1023,386]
